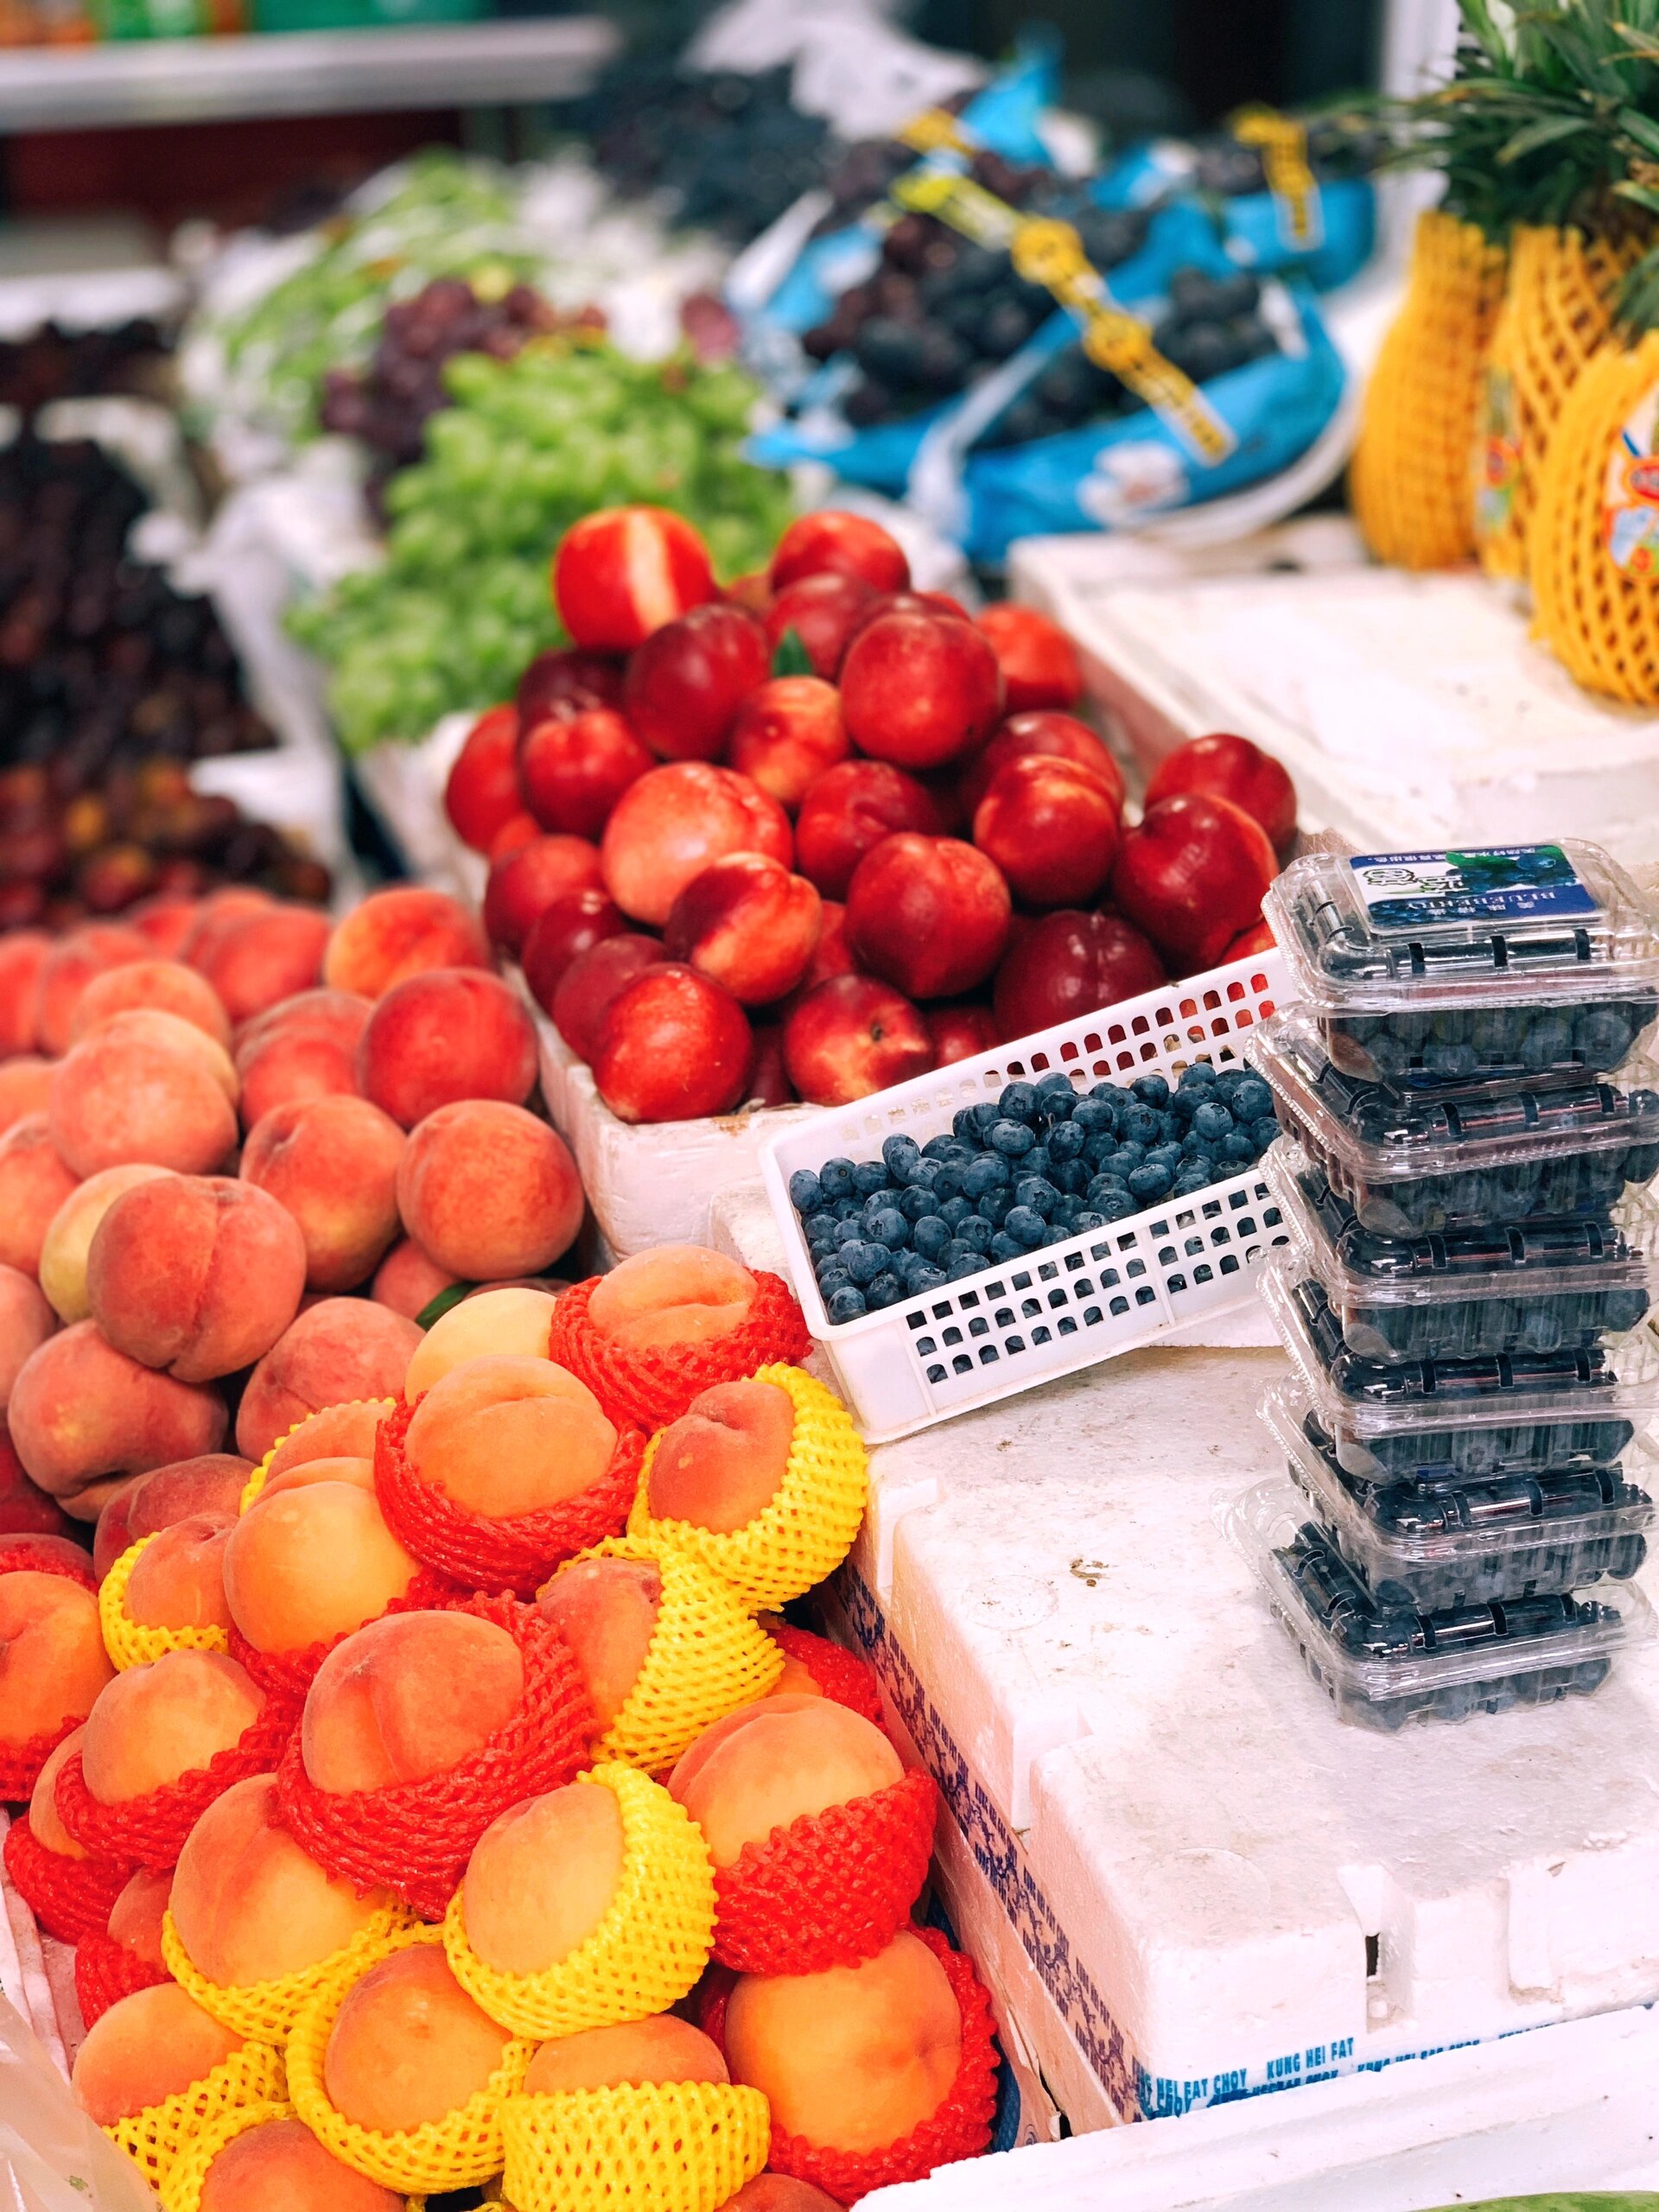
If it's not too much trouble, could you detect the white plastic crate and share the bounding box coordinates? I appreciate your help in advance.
[759,950,1293,1443]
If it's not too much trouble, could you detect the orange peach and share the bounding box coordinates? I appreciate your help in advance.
[93,1454,251,1580]
[723,2177,842,2211]
[48,1018,238,1180]
[0,929,49,1058]
[32,924,145,1059]
[325,1944,510,2133]
[79,1650,264,1802]
[9,1321,229,1521]
[461,1783,624,1974]
[402,1357,615,1518]
[39,1163,173,1324]
[357,968,538,1129]
[78,1007,238,1100]
[535,1558,661,1729]
[224,1482,418,1654]
[0,1570,112,1748]
[301,1610,524,1794]
[258,1455,374,1501]
[0,1264,54,1408]
[397,1102,582,1281]
[404,1288,557,1399]
[190,905,331,1026]
[588,1247,758,1354]
[234,989,371,1128]
[170,1773,392,1988]
[669,1698,901,1867]
[29,1725,90,1858]
[88,1176,307,1383]
[322,888,491,1001]
[523,2017,728,2096]
[199,2115,403,2212]
[106,1865,173,1969]
[122,1514,234,1633]
[647,1381,792,1535]
[177,890,275,967]
[128,897,202,959]
[262,1400,386,1485]
[724,1929,963,2155]
[0,1056,53,1133]
[0,1115,79,1277]
[70,961,232,1052]
[235,1300,422,1463]
[240,1096,405,1294]
[72,1981,243,2125]
[370,1240,459,1322]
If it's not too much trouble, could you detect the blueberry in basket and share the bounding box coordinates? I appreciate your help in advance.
[789,1063,1278,1324]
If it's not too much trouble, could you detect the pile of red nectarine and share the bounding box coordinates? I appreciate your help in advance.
[447,501,1295,1120]
[0,1236,997,2209]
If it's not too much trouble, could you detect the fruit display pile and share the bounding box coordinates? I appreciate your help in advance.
[442,501,1293,1125]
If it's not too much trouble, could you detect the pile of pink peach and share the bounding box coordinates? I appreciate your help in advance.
[0,1245,997,2212]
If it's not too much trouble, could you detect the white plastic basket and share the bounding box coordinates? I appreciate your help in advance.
[760,948,1294,1442]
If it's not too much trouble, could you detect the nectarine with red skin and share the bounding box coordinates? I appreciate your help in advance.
[973,753,1121,907]
[763,574,874,680]
[664,855,823,1007]
[973,602,1082,713]
[483,835,604,959]
[555,508,715,653]
[444,705,523,856]
[793,761,941,902]
[356,969,537,1128]
[926,1004,1001,1066]
[517,645,625,725]
[623,601,770,762]
[601,764,791,929]
[993,910,1166,1039]
[594,965,753,1124]
[518,708,652,840]
[846,836,1010,1001]
[551,934,668,1065]
[769,512,909,595]
[958,709,1124,820]
[728,677,850,811]
[743,1023,793,1108]
[1110,793,1279,972]
[840,613,1002,772]
[521,891,628,1016]
[783,976,933,1107]
[323,888,490,1001]
[1143,731,1297,855]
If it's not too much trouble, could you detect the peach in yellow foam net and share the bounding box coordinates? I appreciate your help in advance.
[99,1534,230,1671]
[1351,208,1508,569]
[239,1398,396,1514]
[157,2100,429,2212]
[543,1535,782,1773]
[501,2081,770,2212]
[627,1364,868,1615]
[442,1764,715,2040]
[104,2037,288,2193]
[286,1920,533,2194]
[160,1897,417,2044]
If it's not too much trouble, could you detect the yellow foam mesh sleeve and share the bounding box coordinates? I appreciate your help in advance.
[240,1398,396,1514]
[1351,208,1508,569]
[627,1364,868,1614]
[1474,224,1643,581]
[501,2082,771,2212]
[442,1763,715,2040]
[161,1899,417,2044]
[286,1920,534,2194]
[543,1534,783,1773]
[156,2098,294,2212]
[105,2039,289,2193]
[100,1534,231,1671]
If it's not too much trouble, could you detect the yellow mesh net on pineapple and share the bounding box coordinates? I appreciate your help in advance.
[105,2038,289,2193]
[161,1898,417,2044]
[99,1534,231,1671]
[500,2081,771,2212]
[1532,327,1659,703]
[1351,208,1508,569]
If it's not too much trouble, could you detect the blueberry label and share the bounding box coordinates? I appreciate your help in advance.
[1349,847,1599,930]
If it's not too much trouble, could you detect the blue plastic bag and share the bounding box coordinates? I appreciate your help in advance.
[1099,131,1375,292]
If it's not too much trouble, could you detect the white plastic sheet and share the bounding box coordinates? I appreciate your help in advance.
[0,1995,156,2211]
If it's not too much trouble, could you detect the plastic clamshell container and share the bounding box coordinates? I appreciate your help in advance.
[1268,1144,1658,1363]
[1231,1478,1654,1732]
[1262,1382,1654,1612]
[1262,842,1659,1089]
[760,950,1294,1443]
[1261,1259,1659,1485]
[1253,1008,1659,1236]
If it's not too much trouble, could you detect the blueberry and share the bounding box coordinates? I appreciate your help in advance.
[819,1157,855,1200]
[977,1186,1014,1226]
[939,1196,973,1230]
[833,1196,862,1219]
[953,1109,981,1145]
[1132,1074,1170,1109]
[921,1135,959,1161]
[1232,1075,1273,1122]
[970,1101,1001,1137]
[804,1210,837,1244]
[844,1241,888,1286]
[1084,1132,1122,1169]
[1172,1165,1214,1196]
[944,1237,981,1268]
[947,1253,983,1282]
[1052,1159,1089,1196]
[1182,1060,1218,1089]
[1214,1069,1249,1102]
[827,1287,868,1324]
[913,1215,950,1261]
[1155,1109,1184,1145]
[1095,1192,1140,1221]
[1193,1101,1234,1141]
[1104,1146,1144,1179]
[1128,1160,1175,1201]
[908,1262,948,1294]
[868,1206,909,1247]
[817,1265,852,1298]
[1182,1128,1216,1160]
[1121,1103,1161,1147]
[1007,1205,1048,1249]
[831,1217,863,1248]
[1072,1097,1116,1137]
[853,1160,888,1198]
[1048,1120,1086,1162]
[1249,1116,1281,1154]
[1145,1142,1185,1171]
[883,1134,922,1185]
[991,1119,1036,1158]
[1023,1144,1052,1181]
[963,1152,1010,1197]
[1015,1175,1058,1216]
[931,1167,965,1204]
[910,1160,941,1191]
[1037,1071,1075,1101]
[868,1271,905,1310]
[999,1082,1039,1122]
[789,1169,823,1215]
[989,1232,1026,1262]
[1087,1173,1129,1206]
[1218,1130,1255,1164]
[1090,1080,1128,1106]
[1074,1210,1106,1232]
[957,1215,995,1254]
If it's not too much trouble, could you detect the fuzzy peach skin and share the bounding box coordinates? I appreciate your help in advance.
[587,1247,758,1354]
[235,1301,421,1464]
[234,989,371,1129]
[240,1097,405,1296]
[0,930,49,1058]
[171,1773,394,1988]
[0,1058,54,1134]
[723,2177,842,2211]
[401,1357,615,1519]
[397,1103,582,1282]
[87,1177,307,1384]
[48,1018,238,1180]
[72,1981,245,2125]
[323,1943,510,2134]
[357,969,538,1130]
[724,1929,964,2156]
[70,961,232,1052]
[535,1559,661,1731]
[0,1265,54,1409]
[224,1483,419,1655]
[107,1865,173,1969]
[460,1783,624,1974]
[646,1380,794,1535]
[522,2017,728,2096]
[261,1402,387,1490]
[39,1164,174,1325]
[94,1455,251,1580]
[122,1514,235,1634]
[0,1570,112,1753]
[370,1241,459,1323]
[404,1289,558,1399]
[80,1649,264,1803]
[199,2115,404,2212]
[300,1610,524,1795]
[129,899,201,960]
[322,888,491,1002]
[669,1698,901,1869]
[10,1323,228,1522]
[190,906,331,1027]
[0,1116,80,1278]
[29,1726,91,1857]
[31,925,145,1059]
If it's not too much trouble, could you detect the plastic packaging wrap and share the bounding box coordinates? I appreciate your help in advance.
[0,1992,163,2212]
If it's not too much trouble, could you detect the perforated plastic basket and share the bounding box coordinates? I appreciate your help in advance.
[760,950,1294,1441]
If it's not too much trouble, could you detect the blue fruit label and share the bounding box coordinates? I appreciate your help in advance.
[1351,847,1599,930]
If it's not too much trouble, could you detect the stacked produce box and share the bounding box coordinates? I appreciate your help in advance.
[1248,842,1659,1731]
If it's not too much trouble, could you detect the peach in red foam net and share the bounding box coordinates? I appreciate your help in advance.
[765,1622,886,1728]
[54,1695,293,1872]
[546,1273,810,1433]
[74,1929,170,2027]
[226,1563,462,1716]
[3,1809,130,1943]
